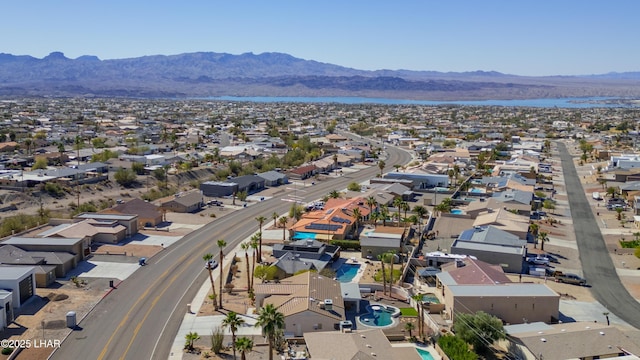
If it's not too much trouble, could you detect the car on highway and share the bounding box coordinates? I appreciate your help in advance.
[555,273,587,286]
[205,259,218,270]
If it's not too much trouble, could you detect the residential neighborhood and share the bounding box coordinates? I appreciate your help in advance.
[1,98,640,359]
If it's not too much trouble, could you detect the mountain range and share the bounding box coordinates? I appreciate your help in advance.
[0,51,639,100]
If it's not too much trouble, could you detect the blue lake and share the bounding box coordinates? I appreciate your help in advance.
[203,96,638,108]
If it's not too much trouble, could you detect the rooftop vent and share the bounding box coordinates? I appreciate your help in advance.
[540,338,546,342]
[323,299,333,311]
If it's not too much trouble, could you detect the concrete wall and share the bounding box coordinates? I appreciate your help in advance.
[450,295,559,325]
[286,311,338,336]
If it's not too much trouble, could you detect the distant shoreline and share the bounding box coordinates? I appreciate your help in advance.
[201,96,640,108]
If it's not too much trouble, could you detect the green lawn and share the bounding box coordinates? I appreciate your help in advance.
[400,307,418,316]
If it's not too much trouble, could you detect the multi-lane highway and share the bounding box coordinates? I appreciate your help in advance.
[51,144,412,360]
[557,142,640,329]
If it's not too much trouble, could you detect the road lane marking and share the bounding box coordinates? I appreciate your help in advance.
[97,254,188,360]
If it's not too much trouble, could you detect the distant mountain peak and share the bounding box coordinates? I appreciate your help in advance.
[43,51,68,61]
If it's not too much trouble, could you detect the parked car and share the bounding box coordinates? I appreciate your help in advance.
[555,273,587,286]
[205,259,218,270]
[527,255,551,266]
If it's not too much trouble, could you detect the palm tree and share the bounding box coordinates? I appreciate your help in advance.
[378,160,386,177]
[278,216,288,241]
[379,204,390,227]
[370,212,380,228]
[377,253,388,296]
[250,234,259,290]
[217,239,227,309]
[404,322,415,338]
[255,304,285,360]
[529,223,539,238]
[385,251,395,289]
[329,190,340,199]
[393,197,403,227]
[412,205,427,240]
[411,294,423,337]
[352,207,362,238]
[400,201,410,228]
[241,242,251,291]
[184,331,200,352]
[366,196,378,223]
[537,231,549,251]
[255,216,267,263]
[203,253,218,311]
[222,311,246,360]
[235,337,254,360]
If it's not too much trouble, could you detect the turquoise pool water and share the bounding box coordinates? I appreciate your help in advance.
[292,232,316,240]
[416,348,435,360]
[450,209,463,215]
[336,264,360,283]
[470,188,484,193]
[421,293,440,304]
[359,306,394,327]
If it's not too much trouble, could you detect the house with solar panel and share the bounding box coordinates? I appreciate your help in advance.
[288,197,371,241]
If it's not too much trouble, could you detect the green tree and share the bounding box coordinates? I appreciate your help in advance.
[411,294,424,337]
[403,322,416,339]
[347,182,361,192]
[536,231,549,250]
[255,216,267,263]
[222,311,246,360]
[606,186,618,198]
[542,199,556,214]
[217,239,227,310]
[241,242,251,291]
[255,304,285,360]
[393,196,403,227]
[437,335,477,360]
[377,253,388,296]
[114,167,137,187]
[366,196,378,223]
[378,160,386,177]
[203,253,218,311]
[250,234,259,290]
[329,189,341,199]
[453,311,505,354]
[278,216,289,241]
[131,162,145,175]
[253,265,278,283]
[235,337,254,360]
[184,331,200,352]
[32,157,48,170]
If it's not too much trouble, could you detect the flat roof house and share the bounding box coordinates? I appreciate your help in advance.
[0,266,36,310]
[505,322,640,360]
[304,329,421,360]
[436,258,559,326]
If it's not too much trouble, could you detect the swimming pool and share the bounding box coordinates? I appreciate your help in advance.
[358,304,400,328]
[292,232,317,240]
[416,347,435,360]
[335,263,360,283]
[470,188,484,193]
[450,209,463,215]
[421,293,440,304]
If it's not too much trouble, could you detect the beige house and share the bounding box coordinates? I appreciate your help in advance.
[435,258,559,326]
[99,198,160,229]
[158,190,204,213]
[472,208,530,239]
[505,322,640,360]
[304,329,422,360]
[2,237,90,262]
[255,272,345,337]
[42,219,127,244]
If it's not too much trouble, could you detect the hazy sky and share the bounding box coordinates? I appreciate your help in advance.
[3,1,638,76]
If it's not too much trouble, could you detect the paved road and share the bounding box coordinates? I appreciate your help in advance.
[51,143,412,360]
[557,141,640,329]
